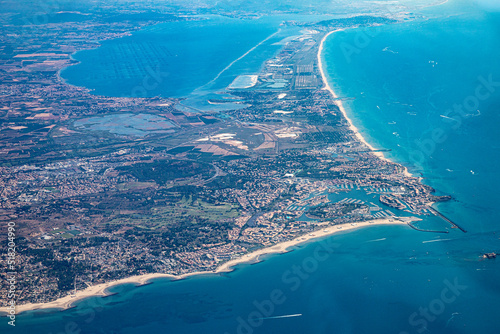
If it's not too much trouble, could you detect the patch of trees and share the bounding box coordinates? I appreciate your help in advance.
[117,159,211,184]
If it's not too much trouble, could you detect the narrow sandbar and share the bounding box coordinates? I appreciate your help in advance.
[317,30,413,178]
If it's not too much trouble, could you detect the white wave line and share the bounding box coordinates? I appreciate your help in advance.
[366,238,386,242]
[207,29,281,85]
[259,313,302,320]
[422,238,451,243]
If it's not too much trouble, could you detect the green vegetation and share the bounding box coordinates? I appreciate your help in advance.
[108,195,240,228]
[116,159,212,185]
[307,202,365,219]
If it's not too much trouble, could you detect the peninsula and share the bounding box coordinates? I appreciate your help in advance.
[0,6,452,314]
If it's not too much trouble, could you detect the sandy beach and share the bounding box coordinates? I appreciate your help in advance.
[317,30,413,178]
[216,218,409,273]
[1,218,410,315]
[0,30,424,318]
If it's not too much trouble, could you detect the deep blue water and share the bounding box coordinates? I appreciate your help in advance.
[4,225,500,333]
[4,1,500,333]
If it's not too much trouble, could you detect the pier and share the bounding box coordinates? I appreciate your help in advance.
[407,222,449,234]
[428,207,467,233]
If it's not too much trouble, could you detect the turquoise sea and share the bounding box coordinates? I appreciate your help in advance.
[4,1,500,333]
[322,0,500,235]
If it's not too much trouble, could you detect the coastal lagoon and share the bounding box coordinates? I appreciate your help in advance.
[60,15,322,112]
[74,113,176,137]
[61,16,282,98]
[5,1,500,333]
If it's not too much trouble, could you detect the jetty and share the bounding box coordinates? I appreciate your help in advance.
[407,222,449,234]
[428,207,467,233]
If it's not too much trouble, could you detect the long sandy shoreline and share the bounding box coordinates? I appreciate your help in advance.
[1,218,410,315]
[317,30,413,178]
[1,28,422,317]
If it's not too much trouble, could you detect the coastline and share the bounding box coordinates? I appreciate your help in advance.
[1,218,410,315]
[317,30,413,178]
[1,25,427,318]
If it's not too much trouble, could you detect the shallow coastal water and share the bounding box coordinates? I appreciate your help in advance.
[60,14,331,104]
[5,1,500,333]
[60,15,285,99]
[321,0,500,234]
[5,224,500,333]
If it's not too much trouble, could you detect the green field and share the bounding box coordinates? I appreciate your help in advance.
[108,195,240,229]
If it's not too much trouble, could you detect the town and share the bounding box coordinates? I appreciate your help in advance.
[0,3,448,305]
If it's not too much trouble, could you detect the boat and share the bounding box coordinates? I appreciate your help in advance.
[482,252,497,259]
